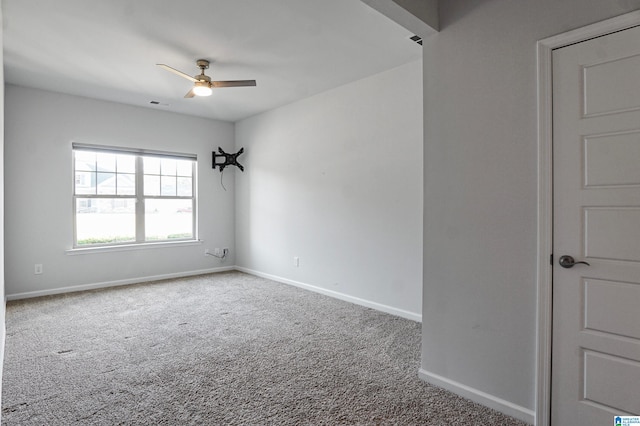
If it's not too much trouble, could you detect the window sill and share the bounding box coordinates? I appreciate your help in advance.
[66,240,203,255]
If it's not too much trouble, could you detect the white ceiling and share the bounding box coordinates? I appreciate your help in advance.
[2,0,422,122]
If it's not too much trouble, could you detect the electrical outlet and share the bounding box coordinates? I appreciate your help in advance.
[223,248,229,257]
[34,264,43,275]
[293,256,299,267]
[214,248,221,257]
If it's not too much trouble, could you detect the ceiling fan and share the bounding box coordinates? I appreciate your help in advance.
[157,59,256,98]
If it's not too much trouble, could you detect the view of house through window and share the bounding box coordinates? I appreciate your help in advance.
[73,144,196,247]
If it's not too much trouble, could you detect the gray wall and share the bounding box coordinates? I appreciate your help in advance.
[421,0,640,419]
[0,2,6,408]
[4,85,236,297]
[235,61,423,320]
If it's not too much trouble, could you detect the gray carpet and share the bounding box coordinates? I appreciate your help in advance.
[2,271,529,425]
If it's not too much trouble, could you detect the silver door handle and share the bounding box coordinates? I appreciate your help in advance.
[558,255,590,268]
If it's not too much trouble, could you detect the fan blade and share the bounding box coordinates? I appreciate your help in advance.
[184,89,196,98]
[157,64,197,82]
[212,80,257,88]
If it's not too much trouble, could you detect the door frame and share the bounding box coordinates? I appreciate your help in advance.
[536,10,640,426]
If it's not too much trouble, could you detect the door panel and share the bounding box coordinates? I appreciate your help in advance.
[584,131,640,187]
[552,24,640,424]
[583,350,640,414]
[584,278,640,340]
[583,53,640,116]
[585,207,640,261]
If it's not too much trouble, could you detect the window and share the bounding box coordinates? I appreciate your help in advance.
[73,144,196,247]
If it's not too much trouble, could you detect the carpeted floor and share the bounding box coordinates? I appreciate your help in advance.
[1,271,529,425]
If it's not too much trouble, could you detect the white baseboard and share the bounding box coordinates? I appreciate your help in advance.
[418,369,535,424]
[5,266,235,301]
[235,267,422,323]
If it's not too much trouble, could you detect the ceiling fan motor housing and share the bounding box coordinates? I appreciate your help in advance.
[195,74,212,83]
[194,80,211,89]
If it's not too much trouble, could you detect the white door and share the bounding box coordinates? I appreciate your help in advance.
[552,24,640,424]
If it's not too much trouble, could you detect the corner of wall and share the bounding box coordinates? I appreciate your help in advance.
[359,0,438,37]
[0,0,7,417]
[418,369,535,424]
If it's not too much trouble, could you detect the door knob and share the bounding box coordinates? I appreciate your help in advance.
[558,255,590,269]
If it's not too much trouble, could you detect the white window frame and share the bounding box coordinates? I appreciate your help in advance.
[72,143,197,248]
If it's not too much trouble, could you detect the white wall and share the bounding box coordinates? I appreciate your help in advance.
[4,85,236,297]
[235,61,423,320]
[421,0,640,421]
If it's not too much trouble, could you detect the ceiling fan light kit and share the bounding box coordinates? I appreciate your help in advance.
[193,81,212,97]
[157,59,256,98]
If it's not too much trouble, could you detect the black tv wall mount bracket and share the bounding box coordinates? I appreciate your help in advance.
[212,147,244,172]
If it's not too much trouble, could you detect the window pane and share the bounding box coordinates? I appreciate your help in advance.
[176,160,192,176]
[177,177,192,196]
[75,151,96,171]
[117,173,136,195]
[76,198,135,245]
[144,175,160,196]
[144,157,161,175]
[145,199,193,241]
[161,159,177,176]
[75,171,95,195]
[117,154,136,173]
[97,172,116,194]
[161,175,176,196]
[74,148,196,247]
[96,153,116,172]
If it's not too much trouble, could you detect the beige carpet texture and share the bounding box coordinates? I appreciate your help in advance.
[1,271,529,425]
